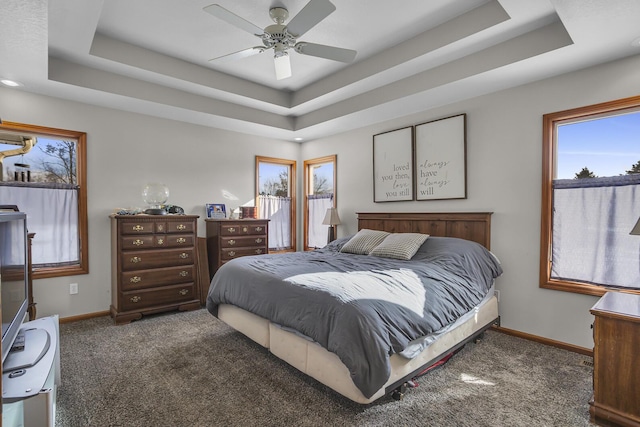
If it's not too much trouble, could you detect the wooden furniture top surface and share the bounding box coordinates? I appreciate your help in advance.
[356,212,493,249]
[591,291,640,321]
[111,214,200,220]
[205,218,269,222]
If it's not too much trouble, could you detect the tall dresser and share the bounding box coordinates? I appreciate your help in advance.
[204,218,269,304]
[589,292,640,427]
[110,214,201,325]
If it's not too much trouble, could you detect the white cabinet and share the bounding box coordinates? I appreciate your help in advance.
[2,316,60,427]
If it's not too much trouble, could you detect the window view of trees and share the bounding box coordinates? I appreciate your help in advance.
[259,169,289,197]
[574,161,640,179]
[304,156,336,250]
[1,137,77,185]
[312,172,331,194]
[542,98,640,295]
[0,122,87,279]
[256,156,296,251]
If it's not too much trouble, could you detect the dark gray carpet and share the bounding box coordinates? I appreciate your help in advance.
[56,309,595,427]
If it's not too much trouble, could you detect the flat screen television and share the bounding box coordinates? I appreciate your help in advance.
[0,211,29,363]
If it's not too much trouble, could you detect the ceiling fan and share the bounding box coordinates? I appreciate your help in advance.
[203,0,357,80]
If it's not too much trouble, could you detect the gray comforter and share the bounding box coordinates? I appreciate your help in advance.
[206,236,502,398]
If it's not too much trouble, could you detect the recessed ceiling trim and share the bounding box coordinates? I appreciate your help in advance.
[48,58,294,131]
[294,19,573,130]
[291,0,511,109]
[89,34,292,109]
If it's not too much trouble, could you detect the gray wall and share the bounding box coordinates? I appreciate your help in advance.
[2,52,639,349]
[301,53,640,350]
[0,88,299,318]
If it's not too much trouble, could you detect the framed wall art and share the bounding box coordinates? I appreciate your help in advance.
[414,114,467,201]
[373,126,414,202]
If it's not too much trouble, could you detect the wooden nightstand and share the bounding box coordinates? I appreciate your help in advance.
[589,292,640,427]
[204,218,269,304]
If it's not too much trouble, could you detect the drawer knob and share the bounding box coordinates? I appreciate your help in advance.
[132,225,144,231]
[179,270,189,277]
[179,289,189,296]
[130,256,142,264]
[133,239,144,246]
[255,249,263,255]
[157,238,164,245]
[130,296,141,303]
[179,252,189,259]
[255,238,263,244]
[228,239,236,246]
[176,237,186,244]
[242,227,248,232]
[177,224,187,231]
[228,251,236,257]
[130,276,142,283]
[157,224,164,232]
[228,227,236,233]
[256,226,263,232]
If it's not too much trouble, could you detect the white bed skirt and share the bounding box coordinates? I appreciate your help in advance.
[218,295,499,404]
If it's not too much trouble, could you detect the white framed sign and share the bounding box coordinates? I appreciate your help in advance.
[415,114,467,200]
[373,126,414,202]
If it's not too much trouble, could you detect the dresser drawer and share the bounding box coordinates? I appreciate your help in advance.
[221,235,266,248]
[120,235,160,250]
[166,221,195,234]
[161,234,195,248]
[222,246,267,261]
[120,248,195,270]
[220,222,267,236]
[120,283,196,311]
[119,221,157,235]
[121,265,196,290]
[120,234,194,250]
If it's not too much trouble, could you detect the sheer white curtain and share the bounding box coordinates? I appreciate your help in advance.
[0,183,79,265]
[258,195,291,250]
[308,194,333,249]
[552,175,640,289]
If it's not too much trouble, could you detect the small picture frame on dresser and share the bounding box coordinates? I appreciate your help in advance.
[206,203,226,219]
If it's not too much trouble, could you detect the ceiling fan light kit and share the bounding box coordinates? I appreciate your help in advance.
[204,0,357,80]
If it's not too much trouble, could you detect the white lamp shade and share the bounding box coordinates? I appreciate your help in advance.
[322,208,341,226]
[274,54,291,80]
[631,216,640,235]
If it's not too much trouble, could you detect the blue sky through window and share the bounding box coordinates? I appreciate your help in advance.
[557,111,640,179]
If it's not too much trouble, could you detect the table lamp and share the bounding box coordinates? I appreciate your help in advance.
[322,207,341,243]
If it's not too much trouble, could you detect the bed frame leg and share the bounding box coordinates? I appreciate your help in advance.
[391,383,407,401]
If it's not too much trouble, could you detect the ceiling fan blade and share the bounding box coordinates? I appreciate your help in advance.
[286,0,336,37]
[210,47,265,63]
[203,4,264,36]
[274,54,292,80]
[295,42,356,63]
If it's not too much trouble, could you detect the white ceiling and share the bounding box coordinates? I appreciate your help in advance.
[1,0,640,142]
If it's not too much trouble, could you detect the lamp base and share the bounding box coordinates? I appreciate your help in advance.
[144,208,167,215]
[327,226,336,244]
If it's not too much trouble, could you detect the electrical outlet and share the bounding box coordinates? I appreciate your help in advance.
[69,283,79,295]
[494,289,500,302]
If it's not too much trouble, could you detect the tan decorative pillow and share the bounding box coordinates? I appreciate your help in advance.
[340,229,390,255]
[369,233,429,260]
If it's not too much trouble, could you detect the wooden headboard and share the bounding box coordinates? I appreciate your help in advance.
[357,212,493,249]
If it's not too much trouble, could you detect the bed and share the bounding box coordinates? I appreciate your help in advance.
[206,212,502,404]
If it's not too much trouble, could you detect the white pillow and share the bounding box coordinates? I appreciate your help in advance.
[340,229,390,255]
[369,233,429,260]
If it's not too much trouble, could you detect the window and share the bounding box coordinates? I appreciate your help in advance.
[304,155,336,250]
[256,156,296,251]
[0,121,88,279]
[541,96,640,296]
